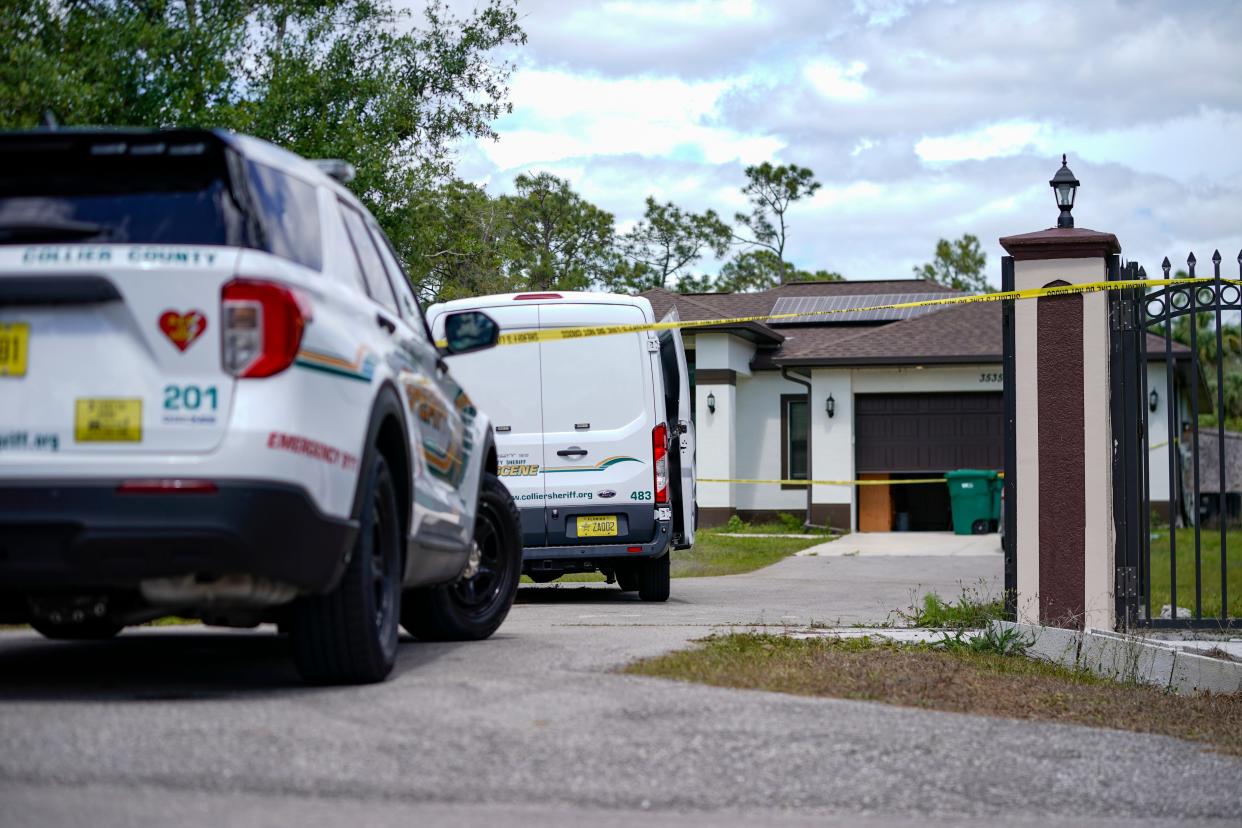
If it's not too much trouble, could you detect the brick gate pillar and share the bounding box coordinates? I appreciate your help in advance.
[1000,227,1121,630]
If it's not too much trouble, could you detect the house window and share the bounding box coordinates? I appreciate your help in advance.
[781,394,808,488]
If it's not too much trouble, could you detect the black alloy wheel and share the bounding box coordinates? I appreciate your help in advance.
[291,453,402,684]
[401,473,521,641]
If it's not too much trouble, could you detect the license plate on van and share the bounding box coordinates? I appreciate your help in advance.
[0,323,28,377]
[577,515,618,537]
[75,398,143,442]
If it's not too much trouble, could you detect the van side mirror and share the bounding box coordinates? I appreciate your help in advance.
[442,310,500,355]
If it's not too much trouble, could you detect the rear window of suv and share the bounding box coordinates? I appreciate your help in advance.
[0,134,321,270]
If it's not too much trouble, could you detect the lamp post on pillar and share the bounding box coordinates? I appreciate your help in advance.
[1050,154,1080,229]
[1001,156,1121,630]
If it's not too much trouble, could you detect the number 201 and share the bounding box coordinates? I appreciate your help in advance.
[164,384,217,411]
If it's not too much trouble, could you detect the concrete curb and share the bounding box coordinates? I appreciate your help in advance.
[990,621,1242,695]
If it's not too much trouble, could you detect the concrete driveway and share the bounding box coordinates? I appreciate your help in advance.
[798,530,1003,557]
[3,548,1240,828]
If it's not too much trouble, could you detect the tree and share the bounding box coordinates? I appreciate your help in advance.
[706,250,843,294]
[733,162,821,281]
[913,233,989,292]
[1,0,526,288]
[618,198,731,292]
[500,172,617,291]
[403,179,520,302]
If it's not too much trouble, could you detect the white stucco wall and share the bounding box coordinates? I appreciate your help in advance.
[733,371,811,512]
[810,369,855,527]
[1146,361,1174,504]
[694,333,755,376]
[851,364,1004,394]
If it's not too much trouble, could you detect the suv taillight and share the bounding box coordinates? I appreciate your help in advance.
[221,279,310,378]
[653,423,669,504]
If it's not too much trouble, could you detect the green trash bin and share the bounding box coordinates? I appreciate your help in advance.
[945,469,1001,535]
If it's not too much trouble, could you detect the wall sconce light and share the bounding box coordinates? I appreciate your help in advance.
[707,392,716,414]
[1149,389,1159,412]
[826,394,835,418]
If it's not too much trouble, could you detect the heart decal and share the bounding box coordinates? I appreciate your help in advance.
[159,310,208,352]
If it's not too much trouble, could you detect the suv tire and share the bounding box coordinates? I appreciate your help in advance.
[31,618,123,640]
[637,553,670,602]
[402,473,521,641]
[290,453,402,685]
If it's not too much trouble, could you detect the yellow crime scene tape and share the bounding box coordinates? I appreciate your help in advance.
[697,477,947,486]
[469,276,1236,348]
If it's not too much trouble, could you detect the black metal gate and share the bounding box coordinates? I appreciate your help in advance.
[1114,250,1239,629]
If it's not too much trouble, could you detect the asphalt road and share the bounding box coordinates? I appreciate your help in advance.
[2,551,1240,827]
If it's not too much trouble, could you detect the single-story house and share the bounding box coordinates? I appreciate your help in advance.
[641,278,1192,533]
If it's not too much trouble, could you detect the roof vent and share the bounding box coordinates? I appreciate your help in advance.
[311,159,356,184]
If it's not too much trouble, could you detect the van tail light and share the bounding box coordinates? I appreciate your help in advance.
[652,423,669,504]
[221,279,310,378]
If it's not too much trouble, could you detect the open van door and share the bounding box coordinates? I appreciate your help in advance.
[658,310,696,549]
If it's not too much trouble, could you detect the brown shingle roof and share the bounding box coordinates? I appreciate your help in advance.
[643,280,1192,367]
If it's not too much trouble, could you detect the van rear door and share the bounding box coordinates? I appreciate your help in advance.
[538,303,655,548]
[659,310,696,548]
[433,303,546,547]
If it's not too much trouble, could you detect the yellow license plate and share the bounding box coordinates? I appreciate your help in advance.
[0,323,29,377]
[577,515,618,537]
[75,398,143,443]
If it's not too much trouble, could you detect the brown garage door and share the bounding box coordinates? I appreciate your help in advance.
[855,392,1004,473]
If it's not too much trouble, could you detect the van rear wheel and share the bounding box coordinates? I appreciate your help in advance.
[637,553,670,602]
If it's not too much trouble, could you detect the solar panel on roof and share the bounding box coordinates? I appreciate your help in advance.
[768,294,949,325]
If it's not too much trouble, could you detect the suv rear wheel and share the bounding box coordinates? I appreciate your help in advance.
[290,453,402,684]
[402,473,521,641]
[30,617,123,640]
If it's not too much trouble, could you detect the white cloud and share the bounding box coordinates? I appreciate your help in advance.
[804,59,872,102]
[915,121,1046,163]
[452,0,1242,282]
[476,68,784,171]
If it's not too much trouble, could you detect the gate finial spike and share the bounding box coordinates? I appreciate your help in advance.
[1162,256,1171,274]
[1138,266,1147,278]
[1237,248,1242,265]
[1212,249,1222,265]
[1188,252,1197,266]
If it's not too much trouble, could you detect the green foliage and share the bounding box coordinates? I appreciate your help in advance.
[902,588,1003,629]
[614,198,731,292]
[724,514,748,533]
[734,162,821,274]
[403,179,519,302]
[500,172,618,292]
[3,0,526,298]
[1152,279,1242,428]
[777,512,804,532]
[913,233,989,292]
[709,249,843,293]
[935,625,1032,657]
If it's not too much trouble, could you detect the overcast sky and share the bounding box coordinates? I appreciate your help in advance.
[449,0,1242,286]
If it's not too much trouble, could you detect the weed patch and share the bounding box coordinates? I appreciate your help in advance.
[898,584,1003,629]
[625,633,1242,755]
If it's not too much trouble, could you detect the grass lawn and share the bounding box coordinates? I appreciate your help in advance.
[522,526,829,583]
[1148,526,1242,619]
[625,632,1242,756]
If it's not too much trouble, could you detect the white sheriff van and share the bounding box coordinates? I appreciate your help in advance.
[0,128,523,684]
[427,292,696,601]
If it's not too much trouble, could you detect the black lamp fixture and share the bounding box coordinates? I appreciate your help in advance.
[1149,389,1159,412]
[707,392,716,414]
[1050,154,1080,229]
[826,394,835,418]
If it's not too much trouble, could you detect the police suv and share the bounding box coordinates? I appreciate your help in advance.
[0,129,521,684]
